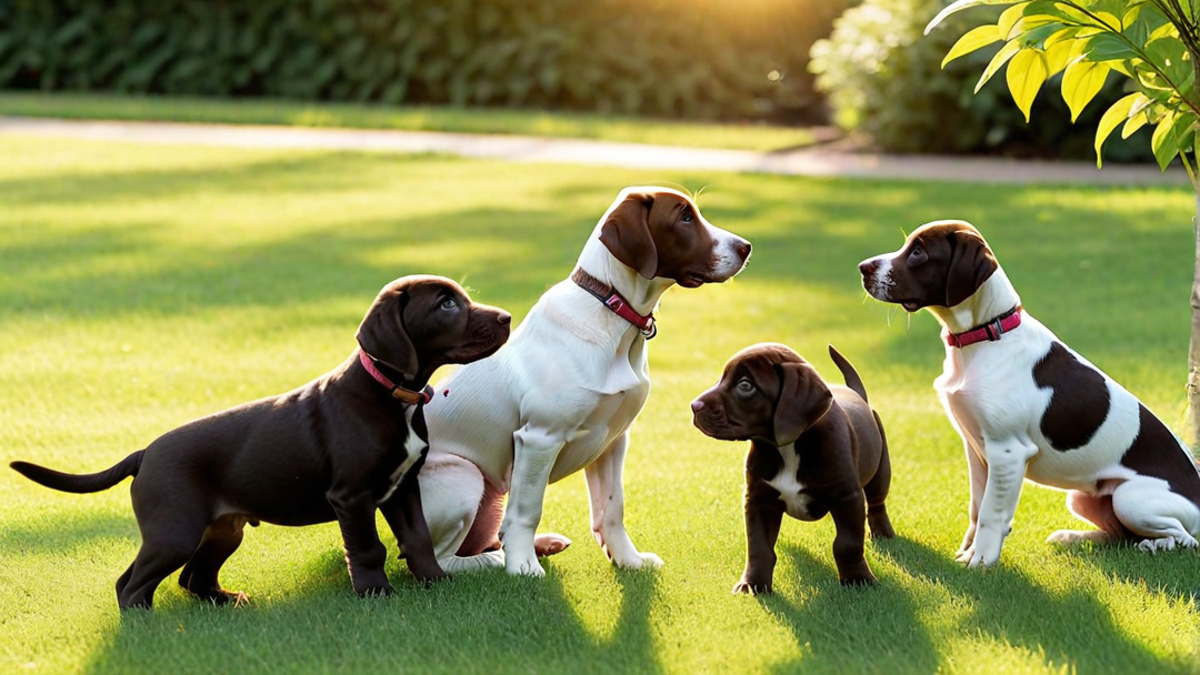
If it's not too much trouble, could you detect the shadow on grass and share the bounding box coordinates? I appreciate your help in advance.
[82,552,663,675]
[872,536,1194,674]
[0,510,135,555]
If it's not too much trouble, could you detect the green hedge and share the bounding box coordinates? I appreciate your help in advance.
[0,0,845,121]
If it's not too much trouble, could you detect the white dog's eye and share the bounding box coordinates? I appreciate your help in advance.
[440,298,459,311]
[735,379,755,395]
[680,210,694,224]
[908,245,926,263]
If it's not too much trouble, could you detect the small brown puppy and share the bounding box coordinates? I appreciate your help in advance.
[11,275,511,609]
[691,344,895,593]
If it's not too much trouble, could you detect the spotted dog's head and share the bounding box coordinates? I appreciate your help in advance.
[858,220,998,312]
[691,343,834,447]
[598,187,751,287]
[356,275,511,383]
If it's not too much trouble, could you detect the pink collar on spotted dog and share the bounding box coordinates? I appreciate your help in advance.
[945,306,1023,349]
[358,350,434,404]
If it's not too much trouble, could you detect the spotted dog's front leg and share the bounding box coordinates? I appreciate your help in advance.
[585,433,663,570]
[955,440,988,563]
[500,424,564,577]
[964,438,1037,568]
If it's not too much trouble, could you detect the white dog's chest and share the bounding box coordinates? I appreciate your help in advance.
[765,443,820,521]
[550,384,649,482]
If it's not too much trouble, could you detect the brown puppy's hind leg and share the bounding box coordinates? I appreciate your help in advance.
[178,515,249,605]
[864,411,896,539]
[117,523,209,610]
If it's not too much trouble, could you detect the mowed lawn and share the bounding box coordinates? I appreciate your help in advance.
[1,135,1197,675]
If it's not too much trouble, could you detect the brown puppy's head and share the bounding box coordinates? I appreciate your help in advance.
[598,187,751,288]
[858,220,998,311]
[691,343,834,447]
[356,275,511,383]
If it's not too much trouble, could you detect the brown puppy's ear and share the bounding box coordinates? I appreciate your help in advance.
[599,194,658,279]
[944,229,998,307]
[773,362,834,446]
[355,291,419,380]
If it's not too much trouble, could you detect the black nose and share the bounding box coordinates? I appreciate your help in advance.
[690,399,705,414]
[498,312,512,326]
[859,259,880,277]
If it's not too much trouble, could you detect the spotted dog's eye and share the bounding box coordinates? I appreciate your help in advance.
[908,244,927,264]
[439,298,459,311]
[680,210,695,224]
[735,378,755,396]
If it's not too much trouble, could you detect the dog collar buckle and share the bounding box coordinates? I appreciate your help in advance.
[572,268,658,340]
[359,350,433,405]
[393,384,435,405]
[945,306,1022,349]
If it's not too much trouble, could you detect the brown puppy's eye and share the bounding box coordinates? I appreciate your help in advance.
[735,378,755,397]
[439,298,459,311]
[680,210,694,224]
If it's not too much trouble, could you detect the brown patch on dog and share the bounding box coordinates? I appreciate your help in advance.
[1120,405,1200,505]
[1032,342,1110,451]
[599,190,725,288]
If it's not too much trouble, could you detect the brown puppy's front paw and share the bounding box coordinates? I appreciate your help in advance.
[839,573,879,587]
[410,567,449,587]
[356,583,395,598]
[206,589,250,607]
[732,578,773,596]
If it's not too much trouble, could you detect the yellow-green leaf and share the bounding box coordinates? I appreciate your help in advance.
[1006,48,1048,122]
[926,0,1024,35]
[1093,92,1140,167]
[1122,111,1148,139]
[942,25,1003,67]
[1151,109,1184,170]
[1042,36,1077,76]
[976,40,1022,93]
[998,3,1031,38]
[1061,60,1110,121]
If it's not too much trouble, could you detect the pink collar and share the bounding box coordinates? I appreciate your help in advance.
[571,268,657,339]
[946,306,1022,348]
[358,350,434,404]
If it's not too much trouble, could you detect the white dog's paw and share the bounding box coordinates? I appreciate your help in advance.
[1137,537,1175,554]
[961,531,1002,568]
[438,550,505,574]
[612,551,664,570]
[506,553,546,577]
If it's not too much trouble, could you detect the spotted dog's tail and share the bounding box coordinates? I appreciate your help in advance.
[11,450,144,494]
[828,345,869,403]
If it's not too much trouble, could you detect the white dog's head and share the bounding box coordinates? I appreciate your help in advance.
[597,187,751,287]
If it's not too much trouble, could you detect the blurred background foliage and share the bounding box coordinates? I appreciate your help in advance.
[0,0,1152,160]
[0,0,845,123]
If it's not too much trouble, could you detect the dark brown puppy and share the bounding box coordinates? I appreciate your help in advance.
[11,275,511,609]
[691,344,895,593]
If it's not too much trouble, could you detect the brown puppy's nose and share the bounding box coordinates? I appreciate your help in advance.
[690,399,705,414]
[497,312,512,326]
[859,259,880,278]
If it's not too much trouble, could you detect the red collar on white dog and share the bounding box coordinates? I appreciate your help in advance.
[358,350,434,404]
[571,268,657,339]
[946,306,1023,349]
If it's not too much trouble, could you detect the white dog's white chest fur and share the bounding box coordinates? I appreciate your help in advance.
[765,443,819,520]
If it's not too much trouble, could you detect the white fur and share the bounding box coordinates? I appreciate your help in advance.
[764,443,819,520]
[419,187,748,576]
[865,226,1200,566]
[376,405,427,506]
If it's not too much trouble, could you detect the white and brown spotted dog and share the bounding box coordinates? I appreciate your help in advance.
[859,220,1200,567]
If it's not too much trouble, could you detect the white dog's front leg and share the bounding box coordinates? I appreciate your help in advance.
[955,441,988,563]
[966,439,1037,568]
[500,425,563,576]
[585,433,663,570]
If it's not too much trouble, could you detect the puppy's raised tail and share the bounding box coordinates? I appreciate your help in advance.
[828,345,868,403]
[11,450,143,494]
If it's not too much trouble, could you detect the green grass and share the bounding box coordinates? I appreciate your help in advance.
[0,91,820,152]
[1,135,1197,675]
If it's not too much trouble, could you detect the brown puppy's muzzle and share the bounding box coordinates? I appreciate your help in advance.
[690,391,741,441]
[447,303,511,363]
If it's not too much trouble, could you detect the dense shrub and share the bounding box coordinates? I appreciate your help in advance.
[809,0,1152,160]
[0,0,845,122]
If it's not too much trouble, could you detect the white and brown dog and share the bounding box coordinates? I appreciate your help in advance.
[859,220,1200,567]
[417,187,751,576]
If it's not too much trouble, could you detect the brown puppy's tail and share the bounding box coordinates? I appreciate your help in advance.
[828,345,868,403]
[10,450,143,494]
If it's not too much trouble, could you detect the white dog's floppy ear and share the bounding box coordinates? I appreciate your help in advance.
[356,289,419,380]
[600,193,658,279]
[945,229,998,307]
[773,362,834,446]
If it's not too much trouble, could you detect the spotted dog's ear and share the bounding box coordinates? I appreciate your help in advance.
[773,362,834,446]
[945,229,998,307]
[355,289,419,380]
[600,193,658,279]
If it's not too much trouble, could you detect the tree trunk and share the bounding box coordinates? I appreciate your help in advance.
[1190,201,1200,446]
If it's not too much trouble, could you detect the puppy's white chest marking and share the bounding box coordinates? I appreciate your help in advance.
[765,443,818,520]
[378,406,427,505]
